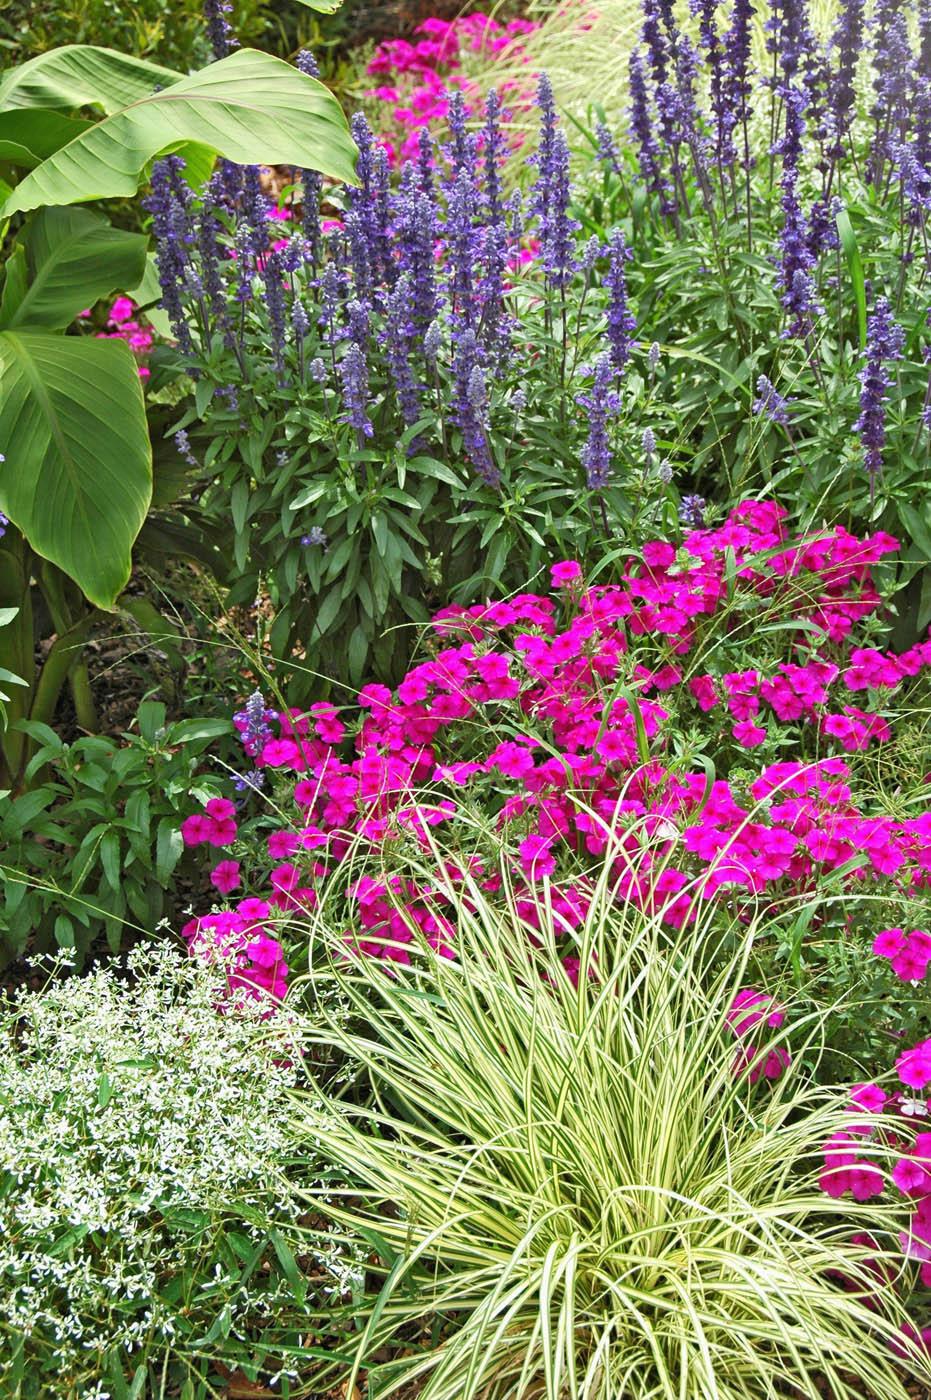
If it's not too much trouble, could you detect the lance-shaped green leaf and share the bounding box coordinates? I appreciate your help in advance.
[0,333,152,608]
[0,208,147,330]
[3,48,358,216]
[0,45,181,114]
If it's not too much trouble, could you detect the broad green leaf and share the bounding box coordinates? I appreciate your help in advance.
[291,0,344,9]
[0,208,146,331]
[0,45,181,114]
[0,111,93,167]
[4,49,358,216]
[0,332,151,608]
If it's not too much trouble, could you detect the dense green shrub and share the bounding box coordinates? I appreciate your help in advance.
[0,0,266,71]
[0,701,233,965]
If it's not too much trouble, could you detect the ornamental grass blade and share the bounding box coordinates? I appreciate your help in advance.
[3,48,358,216]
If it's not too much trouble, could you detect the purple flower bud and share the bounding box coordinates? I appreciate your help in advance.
[855,296,904,479]
[752,375,793,425]
[203,0,237,60]
[577,354,620,490]
[679,494,707,527]
[604,228,637,375]
[450,329,499,486]
[338,342,374,440]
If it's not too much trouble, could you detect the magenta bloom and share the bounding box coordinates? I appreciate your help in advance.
[181,813,214,847]
[550,560,582,588]
[518,834,556,881]
[898,1039,931,1090]
[210,859,241,895]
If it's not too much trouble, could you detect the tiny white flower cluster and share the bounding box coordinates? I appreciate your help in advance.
[0,943,353,1396]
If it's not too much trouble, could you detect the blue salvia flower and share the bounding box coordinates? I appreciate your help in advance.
[446,170,479,331]
[628,50,665,195]
[529,74,558,231]
[145,156,194,352]
[446,90,477,184]
[423,319,443,365]
[384,272,422,429]
[319,262,345,348]
[242,167,270,257]
[855,296,904,480]
[690,0,727,158]
[292,299,310,373]
[236,690,276,759]
[775,85,818,337]
[581,236,603,273]
[451,329,499,486]
[720,0,755,171]
[416,128,436,198]
[806,195,842,259]
[348,113,382,280]
[641,0,671,87]
[203,0,236,60]
[372,144,395,290]
[302,526,328,546]
[196,174,231,342]
[604,228,637,375]
[679,494,707,527]
[753,375,793,425]
[345,209,373,302]
[824,0,864,159]
[478,219,513,363]
[642,427,656,460]
[539,130,578,289]
[868,0,910,185]
[338,342,374,441]
[577,354,620,490]
[309,356,327,384]
[175,430,197,467]
[870,10,913,185]
[262,251,288,381]
[0,510,8,540]
[595,123,623,177]
[296,47,319,77]
[395,170,439,328]
[483,89,507,227]
[346,297,370,351]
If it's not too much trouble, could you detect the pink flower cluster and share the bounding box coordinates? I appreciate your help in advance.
[81,295,155,379]
[821,1069,931,1308]
[873,928,931,982]
[726,987,791,1083]
[182,900,289,1006]
[179,498,931,1004]
[365,12,539,164]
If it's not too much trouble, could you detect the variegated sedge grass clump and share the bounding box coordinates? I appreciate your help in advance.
[293,829,930,1400]
[0,943,359,1400]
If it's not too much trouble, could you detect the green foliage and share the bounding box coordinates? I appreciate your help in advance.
[0,0,267,73]
[298,858,928,1399]
[0,699,233,964]
[0,39,357,785]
